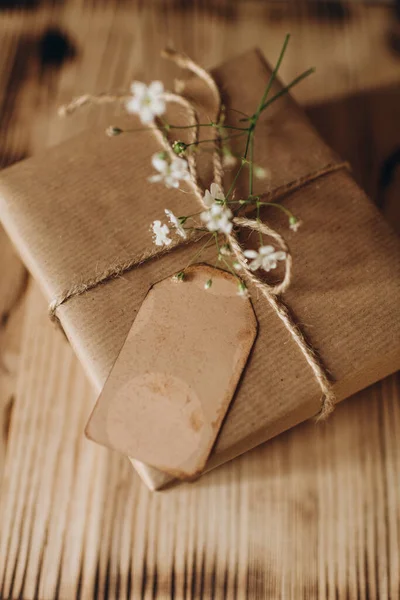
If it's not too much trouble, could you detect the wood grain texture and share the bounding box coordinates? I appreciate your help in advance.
[0,1,399,598]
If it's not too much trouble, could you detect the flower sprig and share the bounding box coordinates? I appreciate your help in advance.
[108,35,311,296]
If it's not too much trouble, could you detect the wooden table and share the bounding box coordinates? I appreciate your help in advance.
[0,2,399,598]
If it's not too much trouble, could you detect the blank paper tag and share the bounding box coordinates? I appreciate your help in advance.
[86,265,257,479]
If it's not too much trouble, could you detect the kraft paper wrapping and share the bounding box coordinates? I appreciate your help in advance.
[0,49,399,491]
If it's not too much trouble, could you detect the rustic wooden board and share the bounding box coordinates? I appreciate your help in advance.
[0,2,399,598]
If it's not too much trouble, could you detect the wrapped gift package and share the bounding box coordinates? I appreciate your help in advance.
[0,49,399,490]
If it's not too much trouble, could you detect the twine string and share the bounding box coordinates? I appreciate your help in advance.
[54,50,346,418]
[159,50,336,418]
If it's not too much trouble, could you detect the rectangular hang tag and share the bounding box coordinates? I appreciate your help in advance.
[86,264,258,479]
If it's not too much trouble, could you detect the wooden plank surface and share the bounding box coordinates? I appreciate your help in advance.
[0,2,399,598]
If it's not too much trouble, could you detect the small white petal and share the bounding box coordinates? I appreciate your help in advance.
[259,245,275,256]
[206,220,220,232]
[125,97,141,114]
[130,81,147,97]
[139,106,155,124]
[203,190,214,207]
[170,157,188,174]
[152,154,168,173]
[210,182,224,201]
[248,260,261,271]
[148,80,164,96]
[150,98,166,116]
[165,209,187,239]
[219,219,233,234]
[210,203,224,216]
[244,249,258,259]
[148,174,164,183]
[262,261,276,271]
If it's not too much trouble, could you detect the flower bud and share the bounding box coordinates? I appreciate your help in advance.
[173,271,186,282]
[106,126,123,137]
[237,282,249,297]
[289,216,301,232]
[172,140,187,156]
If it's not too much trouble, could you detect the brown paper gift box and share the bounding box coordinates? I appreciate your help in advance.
[0,49,399,491]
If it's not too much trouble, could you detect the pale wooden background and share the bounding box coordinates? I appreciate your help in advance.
[0,2,400,599]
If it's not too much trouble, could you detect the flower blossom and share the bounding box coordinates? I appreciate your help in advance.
[125,81,166,124]
[201,203,233,234]
[244,245,286,272]
[151,220,171,246]
[200,183,233,234]
[165,209,187,239]
[148,153,190,189]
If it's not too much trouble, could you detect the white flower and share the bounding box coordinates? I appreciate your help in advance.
[165,209,187,239]
[125,81,166,124]
[243,245,286,272]
[151,220,172,246]
[201,184,232,234]
[203,182,225,207]
[200,203,233,234]
[149,153,190,189]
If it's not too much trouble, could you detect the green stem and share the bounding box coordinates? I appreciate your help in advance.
[217,35,309,237]
[227,199,297,225]
[214,234,241,282]
[258,201,295,219]
[259,67,315,113]
[239,67,315,121]
[184,235,215,270]
[225,160,246,200]
[186,131,246,148]
[256,202,263,245]
[248,130,255,197]
[168,123,248,132]
[226,107,251,118]
[226,37,289,204]
[253,33,291,121]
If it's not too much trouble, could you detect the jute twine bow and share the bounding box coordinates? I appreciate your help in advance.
[54,49,349,419]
